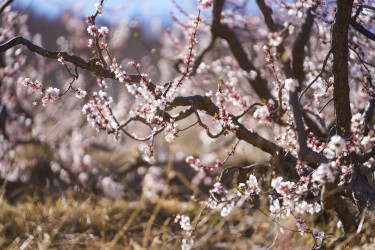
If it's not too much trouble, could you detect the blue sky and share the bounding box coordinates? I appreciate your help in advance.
[12,0,258,39]
[13,0,202,22]
[13,0,258,23]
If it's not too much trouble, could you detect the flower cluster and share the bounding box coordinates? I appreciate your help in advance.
[312,162,339,184]
[165,121,178,142]
[237,174,260,199]
[351,113,365,143]
[253,105,271,125]
[328,135,346,156]
[215,91,239,132]
[185,156,221,171]
[175,214,194,250]
[284,78,299,93]
[75,87,87,99]
[100,176,124,198]
[82,90,118,134]
[199,0,213,9]
[22,78,61,107]
[269,176,321,219]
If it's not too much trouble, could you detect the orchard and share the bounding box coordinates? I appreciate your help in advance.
[0,0,374,249]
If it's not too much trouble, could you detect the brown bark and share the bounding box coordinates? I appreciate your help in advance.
[332,0,353,139]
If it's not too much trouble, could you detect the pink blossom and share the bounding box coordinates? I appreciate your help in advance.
[199,0,213,9]
[41,87,60,106]
[98,26,109,38]
[87,25,97,37]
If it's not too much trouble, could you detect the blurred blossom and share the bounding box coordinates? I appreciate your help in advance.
[101,176,124,198]
[142,167,165,201]
[312,162,338,184]
[78,172,89,184]
[328,135,346,155]
[284,78,299,93]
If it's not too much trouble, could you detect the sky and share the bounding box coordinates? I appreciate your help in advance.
[11,0,212,39]
[12,0,258,40]
[13,0,204,23]
[12,0,258,24]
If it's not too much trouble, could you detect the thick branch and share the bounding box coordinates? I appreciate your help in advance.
[0,0,13,14]
[286,6,326,164]
[350,21,375,41]
[322,183,357,233]
[211,0,272,100]
[0,36,142,83]
[332,1,353,138]
[171,95,304,180]
[256,0,282,32]
[292,7,316,85]
[327,0,357,234]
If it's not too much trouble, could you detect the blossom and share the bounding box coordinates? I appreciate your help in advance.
[351,113,364,134]
[186,156,201,171]
[361,136,375,151]
[59,169,70,183]
[268,32,282,46]
[87,25,97,36]
[41,87,60,106]
[175,214,192,231]
[249,70,257,80]
[296,218,307,234]
[98,26,109,38]
[237,174,260,198]
[253,106,270,124]
[295,201,321,214]
[284,78,299,93]
[182,237,194,250]
[88,39,94,48]
[328,135,346,155]
[95,3,103,15]
[78,172,89,184]
[270,199,281,219]
[271,176,283,190]
[75,88,87,98]
[220,202,235,217]
[199,0,212,9]
[312,162,338,184]
[58,56,65,65]
[101,176,124,198]
[165,121,178,142]
[22,78,43,92]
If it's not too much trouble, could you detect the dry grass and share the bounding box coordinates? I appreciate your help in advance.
[1,142,374,249]
[0,188,374,249]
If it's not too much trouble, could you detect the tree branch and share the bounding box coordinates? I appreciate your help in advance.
[255,0,282,32]
[0,0,13,15]
[350,21,375,41]
[212,0,272,100]
[326,0,357,234]
[0,36,142,83]
[292,7,316,85]
[332,1,353,139]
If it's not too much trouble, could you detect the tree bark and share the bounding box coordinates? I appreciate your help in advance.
[332,0,353,138]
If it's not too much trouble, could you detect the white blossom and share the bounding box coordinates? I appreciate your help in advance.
[95,3,103,15]
[328,135,346,155]
[312,162,338,184]
[284,78,299,92]
[101,176,124,198]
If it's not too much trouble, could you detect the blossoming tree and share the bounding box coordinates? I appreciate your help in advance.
[0,0,374,248]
